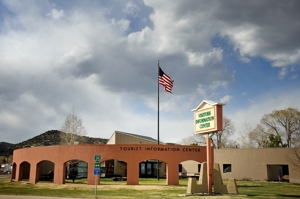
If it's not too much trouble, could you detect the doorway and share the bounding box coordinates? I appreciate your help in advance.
[267,164,289,182]
[139,161,158,178]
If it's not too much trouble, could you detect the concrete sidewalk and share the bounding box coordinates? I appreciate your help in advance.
[0,196,87,199]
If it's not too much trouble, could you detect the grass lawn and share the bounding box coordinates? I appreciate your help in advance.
[0,175,300,198]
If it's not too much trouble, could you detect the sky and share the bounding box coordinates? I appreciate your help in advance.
[1,0,300,144]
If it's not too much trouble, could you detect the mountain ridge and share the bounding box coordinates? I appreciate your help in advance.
[0,130,108,156]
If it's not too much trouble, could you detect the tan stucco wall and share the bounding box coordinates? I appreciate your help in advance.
[106,132,165,177]
[106,133,116,144]
[214,148,300,184]
[114,160,127,176]
[108,132,157,144]
[181,160,201,174]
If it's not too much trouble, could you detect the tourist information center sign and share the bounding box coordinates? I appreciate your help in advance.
[192,100,224,134]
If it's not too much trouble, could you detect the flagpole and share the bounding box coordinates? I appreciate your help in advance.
[157,60,160,181]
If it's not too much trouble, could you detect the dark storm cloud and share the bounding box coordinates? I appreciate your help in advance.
[212,0,300,65]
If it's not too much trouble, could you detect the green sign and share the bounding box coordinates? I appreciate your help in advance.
[94,163,100,168]
[94,154,101,163]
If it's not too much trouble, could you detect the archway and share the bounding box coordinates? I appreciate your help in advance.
[138,159,166,184]
[179,160,202,179]
[19,161,30,181]
[37,160,55,182]
[100,159,128,180]
[64,159,88,184]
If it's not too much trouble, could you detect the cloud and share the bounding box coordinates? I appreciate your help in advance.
[122,1,140,17]
[0,0,299,145]
[220,95,232,104]
[278,67,288,80]
[228,87,300,138]
[47,9,64,20]
[215,1,300,67]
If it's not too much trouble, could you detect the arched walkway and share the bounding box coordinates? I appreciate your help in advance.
[37,160,55,182]
[13,144,210,185]
[19,161,30,181]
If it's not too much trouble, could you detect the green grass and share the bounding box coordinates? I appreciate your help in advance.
[0,176,300,199]
[236,180,300,198]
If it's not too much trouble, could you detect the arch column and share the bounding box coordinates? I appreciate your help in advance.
[166,161,179,185]
[54,162,65,184]
[87,162,98,185]
[15,163,21,182]
[29,163,38,184]
[127,161,139,185]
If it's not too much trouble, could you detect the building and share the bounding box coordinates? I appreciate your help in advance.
[106,131,166,178]
[214,148,300,184]
[107,131,300,183]
[12,131,207,185]
[11,131,300,185]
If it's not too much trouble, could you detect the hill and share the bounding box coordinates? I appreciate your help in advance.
[0,142,14,149]
[0,142,15,158]
[0,130,108,156]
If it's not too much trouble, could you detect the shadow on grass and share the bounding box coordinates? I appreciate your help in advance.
[276,194,300,198]
[237,185,262,188]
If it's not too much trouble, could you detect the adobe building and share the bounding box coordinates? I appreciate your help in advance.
[106,131,166,178]
[214,148,300,184]
[11,131,208,185]
[11,130,300,185]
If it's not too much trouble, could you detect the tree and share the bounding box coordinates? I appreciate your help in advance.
[246,124,271,148]
[240,123,289,148]
[179,117,236,149]
[238,121,258,148]
[261,134,288,148]
[260,108,300,147]
[60,108,87,145]
[210,117,236,149]
[178,135,205,146]
[286,147,300,172]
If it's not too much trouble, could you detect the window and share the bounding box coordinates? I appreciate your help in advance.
[179,164,182,172]
[223,164,231,173]
[198,164,201,172]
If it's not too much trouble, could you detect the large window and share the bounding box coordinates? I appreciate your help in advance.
[139,161,158,178]
[223,164,231,173]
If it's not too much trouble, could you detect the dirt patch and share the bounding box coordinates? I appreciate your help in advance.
[35,182,184,191]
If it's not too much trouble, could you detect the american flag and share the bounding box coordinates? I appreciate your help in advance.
[159,67,174,93]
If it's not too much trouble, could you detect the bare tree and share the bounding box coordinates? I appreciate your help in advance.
[60,108,87,145]
[210,117,235,149]
[178,135,206,146]
[238,121,258,148]
[260,108,300,147]
[286,147,300,172]
[239,108,300,148]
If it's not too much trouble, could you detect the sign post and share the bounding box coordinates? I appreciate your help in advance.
[192,100,224,194]
[94,154,101,199]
